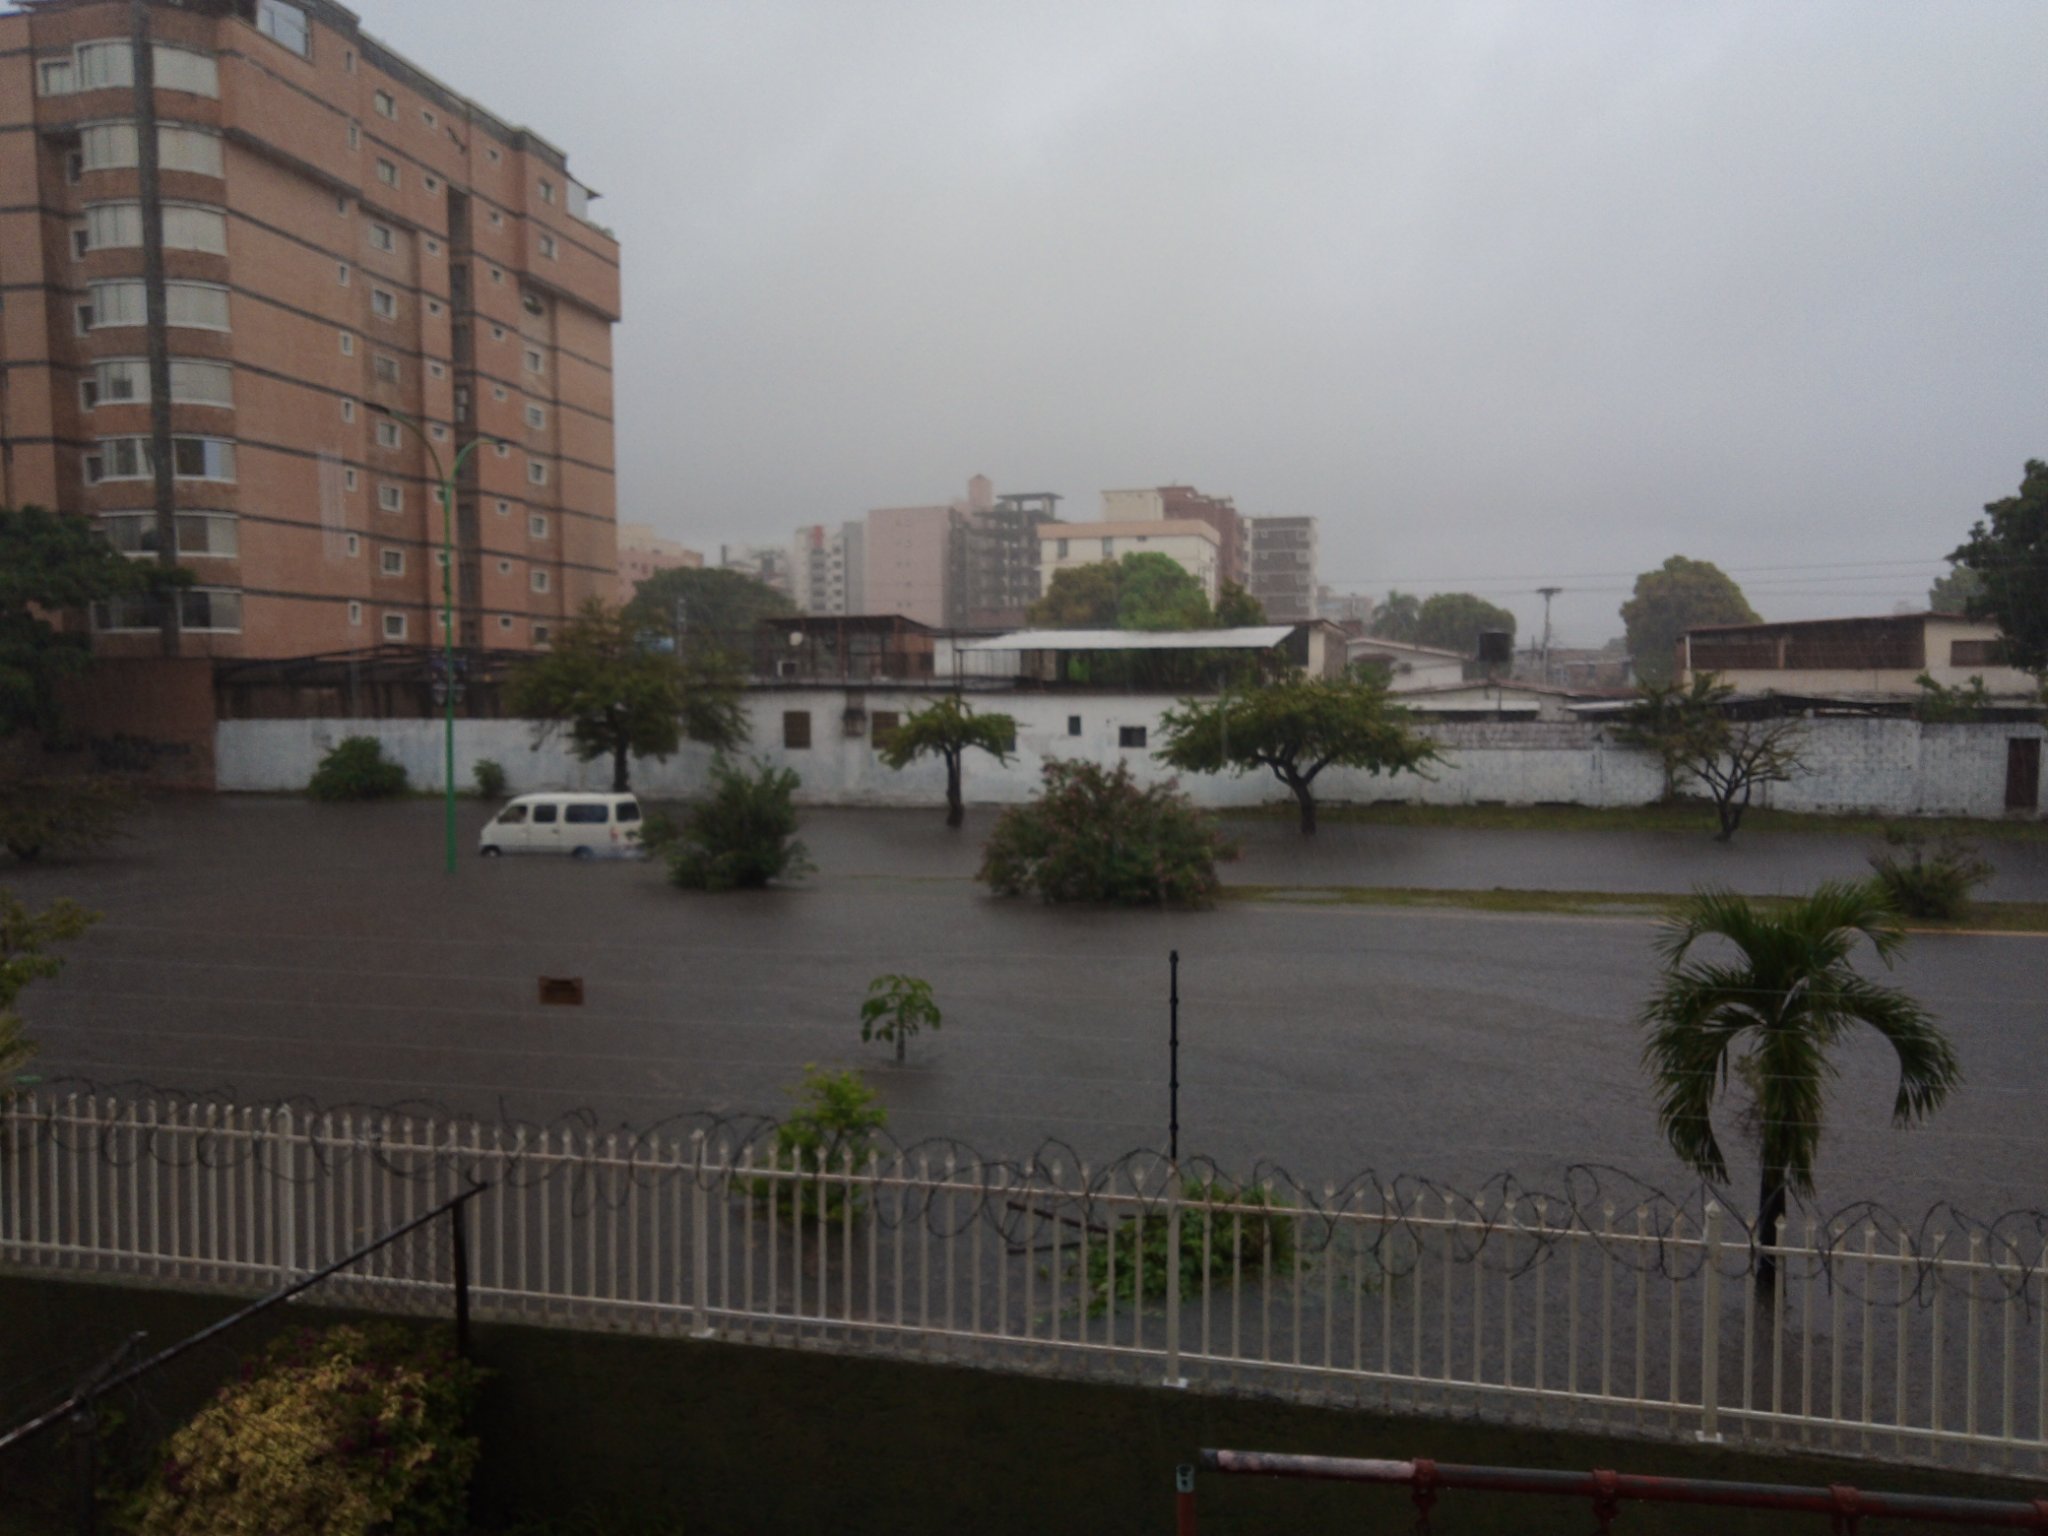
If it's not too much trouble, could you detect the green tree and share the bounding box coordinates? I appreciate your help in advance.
[1370,591,1421,643]
[1927,563,1984,615]
[877,694,1016,828]
[1615,673,1806,839]
[0,506,180,742]
[1950,459,2048,675]
[505,599,746,792]
[859,974,941,1064]
[1214,580,1266,627]
[1414,592,1517,657]
[1640,884,1960,1288]
[1028,553,1214,630]
[979,759,1235,907]
[622,564,795,663]
[1621,556,1761,685]
[1615,674,1728,802]
[1157,672,1440,834]
[1,893,97,1096]
[645,757,811,890]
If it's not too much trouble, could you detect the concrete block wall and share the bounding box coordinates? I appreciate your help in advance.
[214,693,2044,820]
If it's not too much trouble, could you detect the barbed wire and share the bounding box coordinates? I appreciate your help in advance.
[6,1079,2043,1313]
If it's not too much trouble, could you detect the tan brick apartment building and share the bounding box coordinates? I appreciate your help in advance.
[0,0,620,661]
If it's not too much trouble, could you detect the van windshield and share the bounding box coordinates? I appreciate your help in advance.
[497,805,529,825]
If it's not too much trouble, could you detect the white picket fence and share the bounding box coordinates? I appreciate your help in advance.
[3,1094,2043,1474]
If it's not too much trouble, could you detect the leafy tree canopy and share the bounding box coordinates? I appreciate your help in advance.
[877,694,1016,827]
[1214,580,1266,627]
[1414,592,1517,656]
[1028,553,1215,630]
[0,506,175,741]
[1158,671,1440,834]
[1620,556,1760,684]
[505,599,746,791]
[622,564,795,662]
[1370,591,1421,643]
[1950,459,2048,674]
[1927,563,1984,616]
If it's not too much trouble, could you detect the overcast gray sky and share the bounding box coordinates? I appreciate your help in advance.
[356,0,2046,645]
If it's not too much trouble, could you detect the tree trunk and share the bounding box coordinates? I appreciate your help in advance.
[896,1029,906,1064]
[1755,1165,1788,1296]
[1290,776,1318,835]
[611,736,631,793]
[945,753,963,829]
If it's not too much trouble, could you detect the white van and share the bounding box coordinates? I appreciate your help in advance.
[478,792,644,859]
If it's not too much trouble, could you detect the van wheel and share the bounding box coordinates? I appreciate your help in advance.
[571,846,594,861]
[480,846,503,858]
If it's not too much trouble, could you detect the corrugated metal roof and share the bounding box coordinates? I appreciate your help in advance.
[959,626,1295,652]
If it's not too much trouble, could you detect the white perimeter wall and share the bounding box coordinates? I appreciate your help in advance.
[216,692,2044,819]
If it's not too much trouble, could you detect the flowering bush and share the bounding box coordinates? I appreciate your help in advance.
[979,758,1234,907]
[127,1322,481,1536]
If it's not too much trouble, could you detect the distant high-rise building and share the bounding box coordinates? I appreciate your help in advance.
[950,491,1061,629]
[862,503,954,626]
[1100,485,1247,589]
[719,542,792,596]
[616,523,701,603]
[790,520,864,614]
[0,0,620,658]
[1248,517,1318,621]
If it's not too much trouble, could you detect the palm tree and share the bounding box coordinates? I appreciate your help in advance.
[1639,883,1960,1289]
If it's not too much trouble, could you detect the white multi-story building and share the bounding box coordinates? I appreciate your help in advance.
[1037,520,1221,600]
[790,521,865,614]
[1248,517,1318,622]
[718,543,793,597]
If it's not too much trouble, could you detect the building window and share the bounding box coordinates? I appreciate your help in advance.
[339,331,355,356]
[533,623,550,645]
[487,146,501,164]
[346,534,360,557]
[96,511,237,559]
[374,419,400,449]
[375,158,398,187]
[75,303,94,336]
[871,711,901,751]
[84,436,234,483]
[496,559,512,575]
[530,568,549,594]
[87,358,231,407]
[495,499,511,516]
[528,513,548,539]
[522,292,545,317]
[38,58,75,94]
[527,461,548,486]
[157,45,219,96]
[371,287,397,319]
[341,398,356,422]
[347,121,359,150]
[368,223,394,252]
[378,483,403,512]
[428,360,446,379]
[383,612,406,640]
[344,468,358,490]
[538,233,557,260]
[348,600,362,625]
[489,266,503,285]
[344,48,355,73]
[424,175,439,193]
[1102,538,1115,558]
[1056,539,1068,558]
[489,210,503,228]
[523,347,545,374]
[524,404,546,429]
[380,548,404,575]
[421,107,436,127]
[1119,726,1148,749]
[429,424,449,442]
[255,0,311,57]
[373,354,400,385]
[539,178,556,205]
[426,300,443,317]
[425,238,441,256]
[497,615,513,631]
[1068,715,1082,737]
[374,90,396,119]
[490,328,507,345]
[494,443,510,458]
[783,711,812,750]
[337,262,350,285]
[492,385,508,401]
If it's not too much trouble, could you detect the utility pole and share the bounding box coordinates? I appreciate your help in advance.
[1536,586,1562,684]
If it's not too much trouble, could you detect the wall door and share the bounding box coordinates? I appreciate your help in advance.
[2007,738,2042,811]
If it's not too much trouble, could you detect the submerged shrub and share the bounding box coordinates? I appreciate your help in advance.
[979,758,1234,907]
[1070,1178,1298,1314]
[658,757,811,891]
[1868,827,1992,919]
[307,736,409,802]
[0,773,136,861]
[754,1065,888,1223]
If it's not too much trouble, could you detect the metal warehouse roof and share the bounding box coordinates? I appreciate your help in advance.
[959,626,1295,652]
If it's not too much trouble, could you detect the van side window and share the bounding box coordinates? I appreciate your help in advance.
[532,803,559,824]
[497,805,529,824]
[565,804,606,824]
[614,802,640,822]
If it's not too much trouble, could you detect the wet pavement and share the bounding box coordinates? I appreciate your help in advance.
[8,797,2045,1221]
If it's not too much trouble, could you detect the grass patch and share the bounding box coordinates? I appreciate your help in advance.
[1224,883,2048,934]
[1223,800,2048,841]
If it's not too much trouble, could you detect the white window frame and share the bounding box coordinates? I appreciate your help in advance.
[526,460,548,486]
[380,547,405,575]
[374,419,401,449]
[528,513,549,538]
[374,89,396,119]
[348,600,363,625]
[530,568,550,594]
[524,404,546,429]
[340,331,355,356]
[255,0,312,58]
[368,223,394,252]
[538,233,557,260]
[370,286,397,320]
[377,483,403,513]
[383,611,407,640]
[373,354,400,385]
[523,347,545,374]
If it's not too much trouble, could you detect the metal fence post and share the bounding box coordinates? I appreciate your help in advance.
[691,1131,712,1338]
[1165,1164,1187,1388]
[450,1193,471,1359]
[1698,1200,1722,1443]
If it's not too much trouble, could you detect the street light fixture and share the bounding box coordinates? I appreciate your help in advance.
[370,405,499,874]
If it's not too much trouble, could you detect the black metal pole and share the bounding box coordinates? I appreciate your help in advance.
[451,1198,472,1360]
[1168,949,1180,1163]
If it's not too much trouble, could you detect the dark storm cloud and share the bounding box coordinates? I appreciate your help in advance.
[355,1,2047,643]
